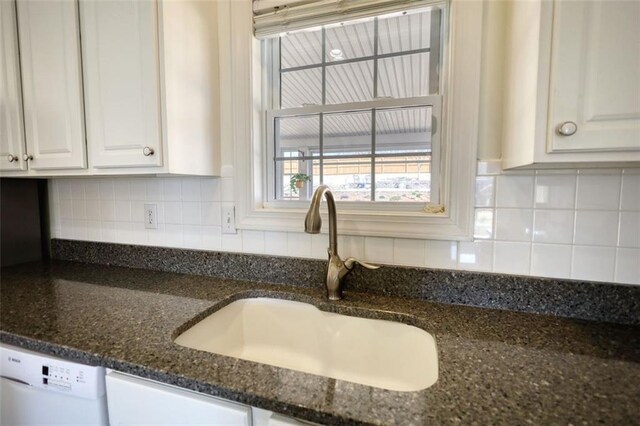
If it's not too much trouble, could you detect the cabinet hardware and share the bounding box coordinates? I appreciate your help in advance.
[7,154,18,163]
[142,146,154,156]
[22,154,33,161]
[556,121,577,136]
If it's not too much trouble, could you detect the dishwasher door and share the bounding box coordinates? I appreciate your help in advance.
[0,344,108,426]
[0,377,109,425]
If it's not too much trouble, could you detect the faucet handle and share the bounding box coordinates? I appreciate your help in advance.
[344,257,380,271]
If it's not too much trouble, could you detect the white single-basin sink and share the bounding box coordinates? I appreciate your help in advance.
[174,298,438,392]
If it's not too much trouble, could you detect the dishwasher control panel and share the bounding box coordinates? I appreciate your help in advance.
[0,344,106,399]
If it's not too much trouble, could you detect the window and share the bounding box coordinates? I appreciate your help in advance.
[265,7,445,208]
[233,0,482,239]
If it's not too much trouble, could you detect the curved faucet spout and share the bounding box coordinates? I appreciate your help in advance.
[304,185,337,255]
[304,185,379,300]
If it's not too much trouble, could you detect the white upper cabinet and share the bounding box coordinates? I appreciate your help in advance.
[16,0,87,170]
[80,0,221,175]
[0,0,26,171]
[80,0,163,169]
[502,0,640,169]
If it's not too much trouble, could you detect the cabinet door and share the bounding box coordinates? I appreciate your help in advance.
[549,0,640,153]
[0,1,26,172]
[16,0,86,170]
[106,372,250,425]
[80,0,163,169]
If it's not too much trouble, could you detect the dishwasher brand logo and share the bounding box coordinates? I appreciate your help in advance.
[7,356,21,363]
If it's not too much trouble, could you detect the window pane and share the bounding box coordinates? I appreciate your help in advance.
[325,19,375,62]
[377,52,430,98]
[376,106,431,155]
[378,9,432,54]
[374,156,431,202]
[275,157,315,200]
[276,115,319,157]
[324,111,372,156]
[326,60,374,104]
[280,30,322,69]
[321,158,372,201]
[281,68,322,108]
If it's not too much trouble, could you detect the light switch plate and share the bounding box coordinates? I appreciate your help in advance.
[222,205,236,234]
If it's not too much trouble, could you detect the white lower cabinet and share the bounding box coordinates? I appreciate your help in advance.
[106,372,306,426]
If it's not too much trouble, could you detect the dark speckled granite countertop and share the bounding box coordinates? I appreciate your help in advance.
[1,260,639,425]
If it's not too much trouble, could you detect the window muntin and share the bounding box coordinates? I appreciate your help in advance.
[267,6,444,205]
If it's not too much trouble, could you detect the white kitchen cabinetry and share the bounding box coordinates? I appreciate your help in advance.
[106,372,309,426]
[16,0,87,171]
[0,0,26,172]
[502,0,640,169]
[80,0,221,175]
[106,372,251,425]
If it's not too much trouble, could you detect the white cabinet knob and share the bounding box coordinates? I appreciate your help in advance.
[7,154,18,163]
[143,146,154,156]
[23,153,33,161]
[556,121,578,136]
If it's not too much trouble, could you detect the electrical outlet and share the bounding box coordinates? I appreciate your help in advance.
[222,205,236,234]
[144,204,158,229]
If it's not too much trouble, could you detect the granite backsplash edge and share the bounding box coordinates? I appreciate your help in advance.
[49,239,640,325]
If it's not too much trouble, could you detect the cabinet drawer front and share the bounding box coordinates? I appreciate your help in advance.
[106,372,250,425]
[17,0,87,170]
[81,0,163,169]
[549,0,640,153]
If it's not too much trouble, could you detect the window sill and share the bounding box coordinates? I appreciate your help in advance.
[237,205,473,240]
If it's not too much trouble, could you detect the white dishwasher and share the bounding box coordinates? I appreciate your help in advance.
[0,343,109,425]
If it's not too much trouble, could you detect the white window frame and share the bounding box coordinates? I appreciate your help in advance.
[227,0,483,240]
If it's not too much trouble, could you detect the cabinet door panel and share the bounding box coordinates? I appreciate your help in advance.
[17,0,86,170]
[0,1,26,171]
[106,373,250,425]
[81,0,163,168]
[550,1,640,153]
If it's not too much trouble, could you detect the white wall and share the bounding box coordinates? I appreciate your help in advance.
[48,165,640,285]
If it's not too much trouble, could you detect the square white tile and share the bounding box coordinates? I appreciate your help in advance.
[533,210,574,244]
[145,179,163,201]
[163,179,182,202]
[129,179,146,201]
[200,178,221,202]
[534,173,576,209]
[574,210,618,246]
[311,234,330,259]
[618,211,640,248]
[495,209,533,242]
[100,200,116,222]
[495,175,534,208]
[263,231,288,256]
[425,240,457,269]
[620,173,640,211]
[164,202,182,224]
[114,200,131,222]
[221,232,243,252]
[475,176,495,207]
[364,237,394,264]
[493,242,531,275]
[182,202,202,226]
[473,208,494,239]
[201,202,221,226]
[84,180,101,200]
[201,226,221,250]
[530,244,572,279]
[457,241,493,271]
[576,173,621,210]
[615,248,640,284]
[338,236,365,259]
[393,239,426,267]
[113,179,130,201]
[183,225,203,249]
[571,245,615,282]
[242,230,265,254]
[181,178,201,202]
[287,232,312,258]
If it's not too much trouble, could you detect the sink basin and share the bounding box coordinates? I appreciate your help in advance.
[174,298,438,392]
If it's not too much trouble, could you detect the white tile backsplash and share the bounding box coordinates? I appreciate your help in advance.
[48,169,640,285]
[576,173,621,210]
[533,210,574,244]
[495,175,534,208]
